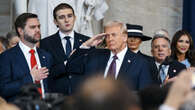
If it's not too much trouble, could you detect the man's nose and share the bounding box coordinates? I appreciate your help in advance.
[158,46,163,51]
[64,17,69,22]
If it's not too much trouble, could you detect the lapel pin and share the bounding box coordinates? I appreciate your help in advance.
[128,59,131,63]
[79,39,83,42]
[173,69,176,73]
[42,56,45,59]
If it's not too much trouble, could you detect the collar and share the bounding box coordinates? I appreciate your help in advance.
[133,49,139,53]
[19,41,37,54]
[155,61,169,69]
[59,30,74,40]
[155,61,161,69]
[110,46,128,61]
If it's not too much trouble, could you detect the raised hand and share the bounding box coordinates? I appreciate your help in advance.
[82,33,107,47]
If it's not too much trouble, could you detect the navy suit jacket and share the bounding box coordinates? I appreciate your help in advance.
[66,48,154,90]
[40,31,89,94]
[149,58,186,85]
[137,51,152,61]
[0,44,53,101]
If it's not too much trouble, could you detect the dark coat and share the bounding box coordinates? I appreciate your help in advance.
[66,48,154,90]
[0,44,53,101]
[40,31,89,94]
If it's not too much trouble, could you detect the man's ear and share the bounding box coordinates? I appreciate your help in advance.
[54,19,58,27]
[17,28,23,36]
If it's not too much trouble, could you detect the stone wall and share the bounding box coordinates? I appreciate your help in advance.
[104,0,183,55]
[0,0,11,36]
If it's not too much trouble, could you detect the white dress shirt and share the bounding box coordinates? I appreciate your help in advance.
[19,41,45,97]
[59,30,74,54]
[104,46,128,79]
[159,104,176,110]
[19,41,41,73]
[132,49,139,53]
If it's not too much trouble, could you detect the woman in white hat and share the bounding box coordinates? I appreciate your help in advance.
[126,24,152,59]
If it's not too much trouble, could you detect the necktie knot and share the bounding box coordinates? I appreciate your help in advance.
[29,49,35,54]
[64,36,71,40]
[113,55,118,60]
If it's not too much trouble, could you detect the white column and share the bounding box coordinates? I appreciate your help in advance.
[28,0,48,39]
[14,0,27,16]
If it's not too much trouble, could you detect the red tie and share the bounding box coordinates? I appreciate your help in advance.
[29,49,42,95]
[29,49,37,69]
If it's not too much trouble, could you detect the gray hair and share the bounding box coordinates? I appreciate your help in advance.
[151,34,171,48]
[103,20,127,34]
[154,29,170,40]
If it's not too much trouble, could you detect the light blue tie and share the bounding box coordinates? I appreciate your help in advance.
[160,65,167,83]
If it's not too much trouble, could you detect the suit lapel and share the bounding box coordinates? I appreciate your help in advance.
[36,48,50,90]
[151,58,163,84]
[101,51,110,74]
[37,48,47,67]
[15,45,30,73]
[167,64,177,78]
[118,49,135,79]
[13,45,33,82]
[52,32,68,59]
[137,51,142,55]
[73,32,85,49]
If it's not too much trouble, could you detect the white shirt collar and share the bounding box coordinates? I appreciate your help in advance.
[133,49,139,53]
[59,30,74,40]
[104,46,128,79]
[155,61,169,70]
[110,46,128,61]
[155,61,161,69]
[19,41,37,54]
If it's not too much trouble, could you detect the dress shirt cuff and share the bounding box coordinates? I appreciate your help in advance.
[159,104,176,110]
[79,44,90,49]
